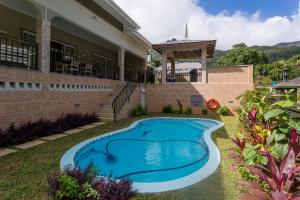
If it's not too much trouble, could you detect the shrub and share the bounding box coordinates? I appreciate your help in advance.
[162,104,173,114]
[0,113,98,147]
[184,107,192,115]
[176,99,183,113]
[131,105,147,117]
[217,106,230,116]
[202,108,208,115]
[48,165,137,200]
[94,178,137,200]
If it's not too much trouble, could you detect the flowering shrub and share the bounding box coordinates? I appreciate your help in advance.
[232,88,300,199]
[48,165,137,200]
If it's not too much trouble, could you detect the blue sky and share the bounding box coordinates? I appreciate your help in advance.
[197,0,299,18]
[115,0,300,49]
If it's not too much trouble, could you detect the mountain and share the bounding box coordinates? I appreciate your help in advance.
[207,40,300,65]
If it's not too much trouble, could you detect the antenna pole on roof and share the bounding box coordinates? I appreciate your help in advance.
[185,22,188,39]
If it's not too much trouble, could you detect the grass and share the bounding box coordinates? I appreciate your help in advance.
[0,113,246,200]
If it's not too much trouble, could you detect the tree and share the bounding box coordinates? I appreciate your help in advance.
[218,43,268,66]
[255,56,300,82]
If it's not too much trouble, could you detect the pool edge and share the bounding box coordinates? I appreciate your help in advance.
[60,117,224,193]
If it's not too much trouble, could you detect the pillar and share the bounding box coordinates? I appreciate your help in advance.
[201,47,207,83]
[161,51,167,84]
[170,58,175,79]
[36,18,51,73]
[143,59,147,83]
[118,48,125,82]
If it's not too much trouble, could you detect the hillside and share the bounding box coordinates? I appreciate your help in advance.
[207,40,300,65]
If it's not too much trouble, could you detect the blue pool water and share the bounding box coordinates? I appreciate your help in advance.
[61,118,223,192]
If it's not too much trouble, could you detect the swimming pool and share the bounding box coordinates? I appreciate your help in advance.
[61,117,223,193]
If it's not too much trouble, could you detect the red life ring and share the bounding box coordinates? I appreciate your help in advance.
[206,99,219,110]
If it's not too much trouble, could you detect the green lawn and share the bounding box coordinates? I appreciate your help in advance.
[0,114,247,200]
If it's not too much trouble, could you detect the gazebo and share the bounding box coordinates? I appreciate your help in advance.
[152,39,216,83]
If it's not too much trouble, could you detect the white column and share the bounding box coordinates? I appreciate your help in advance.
[36,18,51,73]
[143,59,147,83]
[161,51,167,84]
[201,47,207,83]
[118,48,125,82]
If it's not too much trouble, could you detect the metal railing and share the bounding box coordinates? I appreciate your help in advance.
[112,82,138,121]
[50,49,119,80]
[0,35,38,70]
[166,68,202,82]
[125,70,145,83]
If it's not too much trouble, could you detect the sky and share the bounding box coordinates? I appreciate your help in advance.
[114,0,300,50]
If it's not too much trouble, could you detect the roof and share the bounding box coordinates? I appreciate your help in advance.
[274,77,300,88]
[95,0,151,49]
[152,40,217,58]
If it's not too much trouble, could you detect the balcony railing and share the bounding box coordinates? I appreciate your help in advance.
[0,35,38,70]
[125,70,145,83]
[50,49,119,80]
[166,68,202,82]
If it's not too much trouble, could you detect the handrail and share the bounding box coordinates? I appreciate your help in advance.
[112,82,138,121]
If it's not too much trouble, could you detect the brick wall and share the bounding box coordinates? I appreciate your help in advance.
[145,66,254,114]
[0,66,121,129]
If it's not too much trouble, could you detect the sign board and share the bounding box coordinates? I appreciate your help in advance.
[191,95,203,107]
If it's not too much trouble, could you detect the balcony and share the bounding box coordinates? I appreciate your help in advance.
[50,49,119,80]
[0,35,38,70]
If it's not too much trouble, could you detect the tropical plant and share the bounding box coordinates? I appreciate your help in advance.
[250,147,300,200]
[48,164,137,200]
[131,105,147,117]
[265,90,300,159]
[218,106,230,116]
[176,99,183,114]
[184,107,192,115]
[162,104,173,114]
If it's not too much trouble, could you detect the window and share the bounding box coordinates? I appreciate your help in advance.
[22,30,36,44]
[93,54,117,79]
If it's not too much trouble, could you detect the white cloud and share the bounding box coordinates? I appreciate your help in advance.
[114,0,300,50]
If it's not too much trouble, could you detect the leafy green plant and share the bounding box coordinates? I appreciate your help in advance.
[48,164,137,200]
[131,105,147,117]
[202,108,208,115]
[56,174,81,199]
[184,107,192,115]
[242,145,267,165]
[218,106,230,116]
[162,104,173,114]
[264,90,300,159]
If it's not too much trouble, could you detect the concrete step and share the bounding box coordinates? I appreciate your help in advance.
[99,112,114,117]
[100,117,114,122]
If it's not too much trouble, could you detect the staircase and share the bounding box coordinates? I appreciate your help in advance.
[99,82,138,122]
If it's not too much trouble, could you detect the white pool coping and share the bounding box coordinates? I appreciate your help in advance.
[60,117,224,193]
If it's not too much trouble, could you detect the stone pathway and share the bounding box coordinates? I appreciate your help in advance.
[0,148,18,157]
[0,121,107,158]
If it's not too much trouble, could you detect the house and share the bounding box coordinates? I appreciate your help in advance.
[274,77,300,104]
[0,0,254,130]
[0,0,151,128]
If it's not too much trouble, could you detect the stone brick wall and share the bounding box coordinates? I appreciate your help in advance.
[207,65,253,84]
[145,66,254,114]
[0,66,121,129]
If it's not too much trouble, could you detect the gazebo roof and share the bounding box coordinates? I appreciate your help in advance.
[152,40,217,58]
[274,77,300,89]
